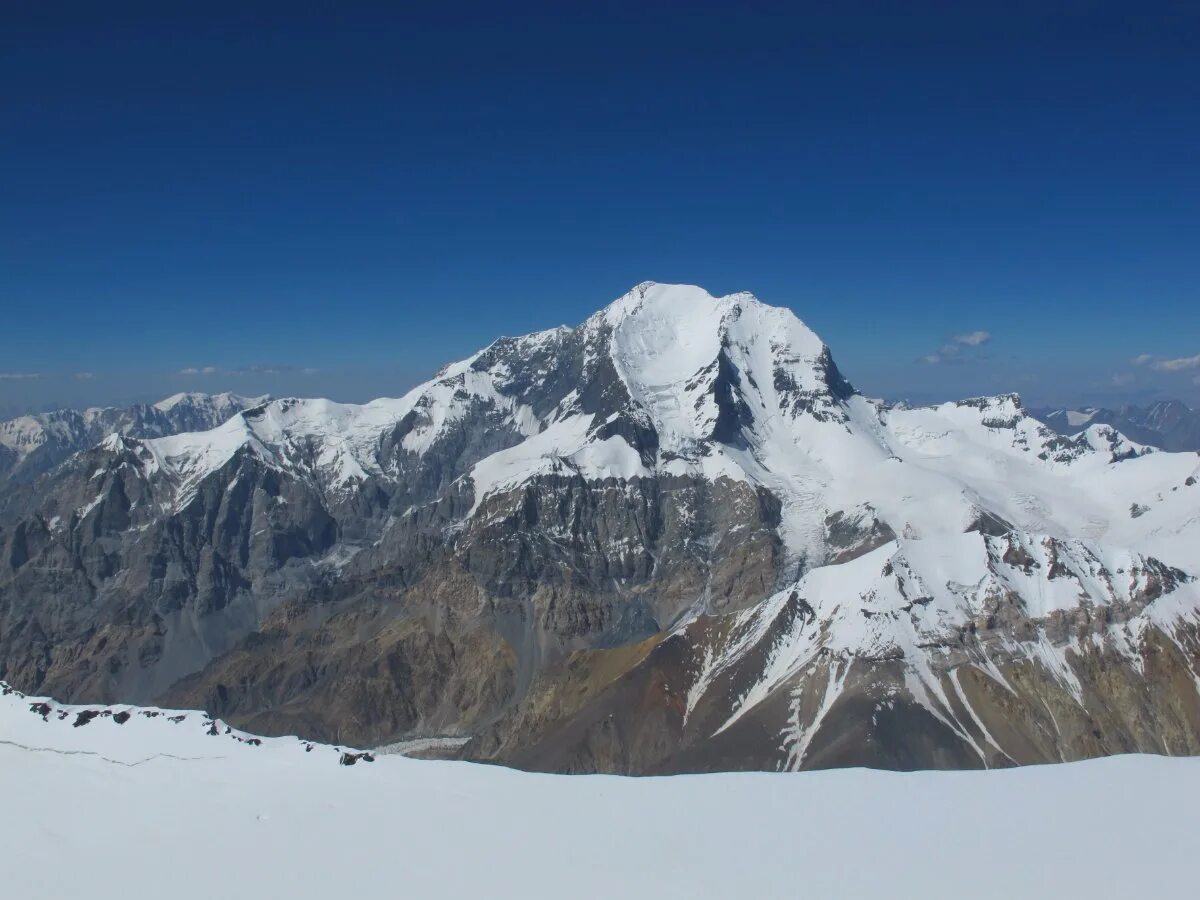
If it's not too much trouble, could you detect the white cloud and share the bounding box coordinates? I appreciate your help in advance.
[1129,353,1200,372]
[0,372,39,380]
[1111,373,1136,388]
[919,329,992,364]
[953,330,991,347]
[74,372,95,380]
[179,363,315,377]
[1153,354,1200,372]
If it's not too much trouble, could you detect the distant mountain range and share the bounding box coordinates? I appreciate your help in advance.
[1032,400,1200,452]
[0,392,267,486]
[0,284,1197,774]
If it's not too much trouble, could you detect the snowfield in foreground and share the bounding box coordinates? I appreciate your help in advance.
[1,685,1196,899]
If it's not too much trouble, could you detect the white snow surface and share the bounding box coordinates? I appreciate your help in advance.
[3,683,1198,900]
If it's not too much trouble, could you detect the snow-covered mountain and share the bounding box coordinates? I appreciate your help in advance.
[1,283,1198,773]
[5,679,1199,900]
[1033,400,1200,452]
[0,391,267,486]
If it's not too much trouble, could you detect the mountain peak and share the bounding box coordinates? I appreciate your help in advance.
[594,282,828,385]
[153,391,269,412]
[597,282,816,336]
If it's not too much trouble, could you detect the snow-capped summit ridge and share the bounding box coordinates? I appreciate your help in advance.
[0,391,270,488]
[152,391,268,413]
[592,281,827,361]
[104,283,852,499]
[66,282,1197,576]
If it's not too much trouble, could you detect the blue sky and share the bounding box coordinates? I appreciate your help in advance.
[2,1,1198,416]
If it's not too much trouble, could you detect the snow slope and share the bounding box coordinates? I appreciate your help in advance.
[2,683,1198,900]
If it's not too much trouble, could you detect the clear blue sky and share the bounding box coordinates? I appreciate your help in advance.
[2,1,1198,415]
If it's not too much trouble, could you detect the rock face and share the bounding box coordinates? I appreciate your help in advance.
[2,283,1199,772]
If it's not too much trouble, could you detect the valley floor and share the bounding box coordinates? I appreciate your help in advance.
[1,690,1195,898]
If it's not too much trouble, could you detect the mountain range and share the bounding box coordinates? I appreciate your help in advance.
[1032,400,1200,452]
[0,391,266,486]
[1,283,1198,773]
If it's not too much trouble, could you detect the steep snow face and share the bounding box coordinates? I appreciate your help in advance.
[602,283,749,391]
[599,282,831,446]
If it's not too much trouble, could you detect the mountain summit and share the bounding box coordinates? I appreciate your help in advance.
[1,284,1198,772]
